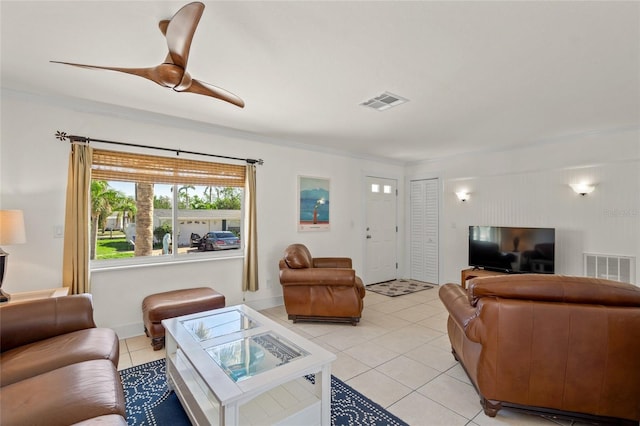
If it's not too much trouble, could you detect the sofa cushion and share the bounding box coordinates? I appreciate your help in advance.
[0,359,126,426]
[0,327,119,386]
[284,244,313,269]
[0,294,96,352]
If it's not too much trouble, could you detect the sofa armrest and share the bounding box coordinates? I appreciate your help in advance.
[439,283,481,341]
[313,257,353,269]
[0,294,96,352]
[280,268,356,287]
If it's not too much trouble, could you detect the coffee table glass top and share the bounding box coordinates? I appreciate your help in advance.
[181,310,259,342]
[206,332,310,382]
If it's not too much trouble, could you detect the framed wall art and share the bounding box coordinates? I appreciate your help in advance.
[298,176,330,231]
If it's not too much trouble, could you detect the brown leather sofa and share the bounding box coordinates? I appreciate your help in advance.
[439,274,640,423]
[279,243,365,325]
[0,294,127,425]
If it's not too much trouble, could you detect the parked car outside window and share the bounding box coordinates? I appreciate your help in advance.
[190,233,201,248]
[198,231,240,251]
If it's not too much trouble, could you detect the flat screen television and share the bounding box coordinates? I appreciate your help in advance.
[468,226,555,274]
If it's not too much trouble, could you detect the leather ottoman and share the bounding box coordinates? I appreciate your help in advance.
[142,287,225,350]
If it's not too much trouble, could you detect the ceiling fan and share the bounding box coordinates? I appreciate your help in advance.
[51,2,244,108]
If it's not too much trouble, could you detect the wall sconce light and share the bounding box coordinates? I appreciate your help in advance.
[456,191,470,202]
[569,183,595,196]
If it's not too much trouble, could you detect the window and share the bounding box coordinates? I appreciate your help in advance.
[90,149,245,265]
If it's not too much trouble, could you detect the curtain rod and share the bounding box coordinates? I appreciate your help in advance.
[54,130,264,165]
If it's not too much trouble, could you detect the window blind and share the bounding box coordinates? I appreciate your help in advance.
[91,149,246,187]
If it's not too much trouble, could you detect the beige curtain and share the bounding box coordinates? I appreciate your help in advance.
[62,143,92,294]
[242,164,259,292]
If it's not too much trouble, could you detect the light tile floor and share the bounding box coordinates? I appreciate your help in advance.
[118,287,595,426]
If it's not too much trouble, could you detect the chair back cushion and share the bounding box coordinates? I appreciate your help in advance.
[284,244,313,269]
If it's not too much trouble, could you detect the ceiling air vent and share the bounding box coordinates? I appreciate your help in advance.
[360,92,409,111]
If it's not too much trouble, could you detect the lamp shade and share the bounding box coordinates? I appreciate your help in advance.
[0,210,26,245]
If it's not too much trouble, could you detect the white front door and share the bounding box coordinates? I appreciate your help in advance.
[364,176,397,284]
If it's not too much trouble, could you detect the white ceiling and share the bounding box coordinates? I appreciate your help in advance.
[2,1,638,163]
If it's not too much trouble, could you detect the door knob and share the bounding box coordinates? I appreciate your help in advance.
[366,235,372,239]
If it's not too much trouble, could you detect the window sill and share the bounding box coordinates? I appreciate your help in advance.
[90,252,244,273]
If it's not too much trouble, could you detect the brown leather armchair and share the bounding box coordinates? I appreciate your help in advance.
[439,274,640,423]
[279,244,365,325]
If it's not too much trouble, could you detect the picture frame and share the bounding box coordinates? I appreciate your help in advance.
[298,176,330,231]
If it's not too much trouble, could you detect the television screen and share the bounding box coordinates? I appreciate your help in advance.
[468,226,555,273]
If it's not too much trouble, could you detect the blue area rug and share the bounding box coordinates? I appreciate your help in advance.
[120,359,408,426]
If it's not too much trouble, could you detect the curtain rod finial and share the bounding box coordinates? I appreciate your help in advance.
[55,131,89,144]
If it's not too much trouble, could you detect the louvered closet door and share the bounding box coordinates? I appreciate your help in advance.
[410,179,439,284]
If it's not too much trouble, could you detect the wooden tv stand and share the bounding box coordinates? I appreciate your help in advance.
[461,268,508,288]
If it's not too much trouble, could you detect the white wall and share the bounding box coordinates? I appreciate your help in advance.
[405,127,640,286]
[3,89,638,339]
[0,90,404,337]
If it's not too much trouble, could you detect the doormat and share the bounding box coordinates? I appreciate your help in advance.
[366,279,434,297]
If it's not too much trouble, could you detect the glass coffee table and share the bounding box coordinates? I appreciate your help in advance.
[162,304,336,426]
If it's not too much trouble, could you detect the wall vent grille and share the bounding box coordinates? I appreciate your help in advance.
[584,253,635,284]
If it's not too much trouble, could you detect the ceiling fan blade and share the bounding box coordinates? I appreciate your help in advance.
[51,60,160,80]
[165,2,205,70]
[182,79,245,108]
[158,20,169,36]
[50,61,186,89]
[156,22,175,67]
